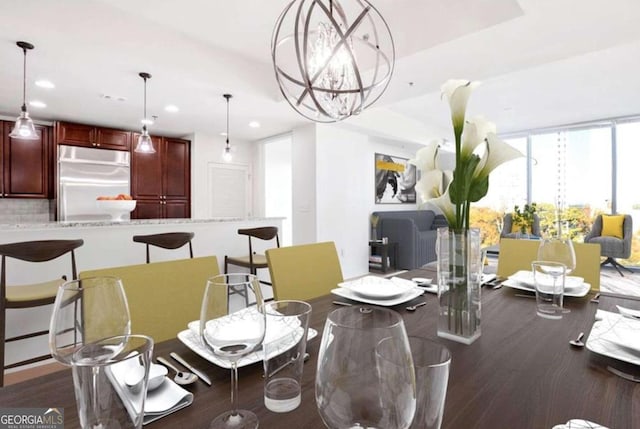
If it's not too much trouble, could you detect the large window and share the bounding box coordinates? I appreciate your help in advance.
[472,117,640,267]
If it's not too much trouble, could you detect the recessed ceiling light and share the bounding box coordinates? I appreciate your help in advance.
[141,118,154,125]
[35,80,55,89]
[249,121,260,128]
[29,100,46,108]
[164,105,179,113]
[220,132,227,136]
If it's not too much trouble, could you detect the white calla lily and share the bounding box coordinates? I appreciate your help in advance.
[441,80,481,133]
[461,116,496,158]
[421,189,456,226]
[474,133,524,179]
[415,169,452,201]
[409,140,441,172]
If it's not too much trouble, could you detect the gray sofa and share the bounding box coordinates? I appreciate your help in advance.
[372,210,448,269]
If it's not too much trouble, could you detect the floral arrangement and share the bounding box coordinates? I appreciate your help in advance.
[410,80,523,231]
[512,202,538,234]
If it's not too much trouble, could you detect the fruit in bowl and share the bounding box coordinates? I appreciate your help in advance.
[95,196,137,221]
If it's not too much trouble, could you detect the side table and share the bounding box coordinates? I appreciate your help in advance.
[368,240,398,273]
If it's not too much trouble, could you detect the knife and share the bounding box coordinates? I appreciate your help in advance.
[607,366,640,383]
[170,352,212,386]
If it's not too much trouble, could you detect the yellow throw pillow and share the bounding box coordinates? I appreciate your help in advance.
[510,221,531,234]
[601,215,625,239]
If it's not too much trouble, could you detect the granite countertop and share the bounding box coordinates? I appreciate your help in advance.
[0,217,284,230]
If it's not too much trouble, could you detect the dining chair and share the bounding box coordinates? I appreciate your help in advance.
[132,232,195,263]
[0,238,84,386]
[266,241,344,301]
[496,238,601,290]
[80,256,221,343]
[224,227,280,306]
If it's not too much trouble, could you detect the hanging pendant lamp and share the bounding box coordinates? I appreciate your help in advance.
[222,94,233,163]
[135,72,156,153]
[10,41,39,140]
[272,0,395,123]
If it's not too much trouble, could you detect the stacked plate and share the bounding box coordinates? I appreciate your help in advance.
[331,276,424,306]
[586,307,640,365]
[502,270,590,297]
[177,308,318,369]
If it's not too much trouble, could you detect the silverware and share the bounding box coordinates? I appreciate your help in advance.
[406,301,427,311]
[607,366,640,382]
[514,293,536,299]
[569,332,585,348]
[590,292,601,304]
[157,357,198,385]
[170,352,212,386]
[332,301,352,306]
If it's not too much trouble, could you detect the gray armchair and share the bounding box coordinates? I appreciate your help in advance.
[372,210,448,269]
[501,213,541,239]
[584,214,633,276]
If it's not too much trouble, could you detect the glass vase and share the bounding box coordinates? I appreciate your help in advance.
[436,227,482,344]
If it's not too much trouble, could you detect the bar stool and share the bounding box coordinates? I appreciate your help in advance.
[132,232,194,263]
[0,239,84,386]
[224,227,280,306]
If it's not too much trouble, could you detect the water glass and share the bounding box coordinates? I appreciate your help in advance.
[532,261,566,319]
[407,337,451,429]
[71,335,153,429]
[316,306,415,429]
[263,300,312,413]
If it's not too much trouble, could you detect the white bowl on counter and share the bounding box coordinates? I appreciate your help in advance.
[95,200,137,221]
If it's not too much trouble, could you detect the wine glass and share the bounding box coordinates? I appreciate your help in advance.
[316,306,416,429]
[537,237,576,313]
[200,274,266,429]
[49,276,131,365]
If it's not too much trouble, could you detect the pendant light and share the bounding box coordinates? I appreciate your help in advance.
[222,94,233,163]
[9,41,39,140]
[272,0,395,123]
[135,72,156,153]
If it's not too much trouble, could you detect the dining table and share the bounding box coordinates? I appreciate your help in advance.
[2,270,640,429]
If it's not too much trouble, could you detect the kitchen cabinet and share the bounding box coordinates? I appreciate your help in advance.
[1,121,52,198]
[131,135,190,219]
[55,121,131,151]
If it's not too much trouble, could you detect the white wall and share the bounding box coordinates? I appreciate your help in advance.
[189,132,253,218]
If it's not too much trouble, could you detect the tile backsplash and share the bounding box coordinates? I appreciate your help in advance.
[0,199,55,224]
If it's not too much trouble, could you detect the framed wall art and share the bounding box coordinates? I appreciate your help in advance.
[374,153,416,204]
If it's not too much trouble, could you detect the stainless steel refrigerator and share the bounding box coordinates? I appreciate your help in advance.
[57,145,131,221]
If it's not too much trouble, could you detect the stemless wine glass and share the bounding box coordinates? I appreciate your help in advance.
[200,274,266,429]
[537,237,576,314]
[49,276,131,365]
[316,306,416,429]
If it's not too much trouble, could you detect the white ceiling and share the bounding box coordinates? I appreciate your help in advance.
[0,0,639,143]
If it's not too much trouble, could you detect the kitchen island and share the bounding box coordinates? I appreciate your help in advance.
[1,217,282,368]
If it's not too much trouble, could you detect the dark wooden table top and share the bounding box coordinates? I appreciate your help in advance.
[2,272,640,429]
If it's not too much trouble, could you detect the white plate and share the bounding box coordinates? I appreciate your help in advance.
[508,270,584,290]
[177,324,318,370]
[331,286,424,306]
[338,276,415,300]
[586,310,640,365]
[501,279,590,297]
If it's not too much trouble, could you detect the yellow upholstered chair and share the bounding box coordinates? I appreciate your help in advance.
[496,238,601,290]
[0,239,84,386]
[80,256,221,343]
[266,241,344,301]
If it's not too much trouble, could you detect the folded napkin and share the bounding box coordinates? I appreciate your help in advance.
[552,419,609,428]
[107,357,194,425]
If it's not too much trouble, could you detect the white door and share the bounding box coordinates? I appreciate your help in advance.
[208,162,250,217]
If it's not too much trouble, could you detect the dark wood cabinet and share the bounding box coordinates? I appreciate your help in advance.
[131,135,190,219]
[1,122,51,198]
[55,121,131,151]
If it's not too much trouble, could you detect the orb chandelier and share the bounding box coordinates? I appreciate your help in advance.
[272,0,395,123]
